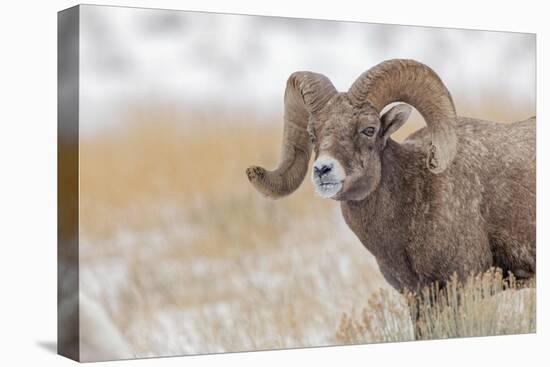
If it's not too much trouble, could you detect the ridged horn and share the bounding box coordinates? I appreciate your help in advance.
[246,72,337,198]
[348,59,457,173]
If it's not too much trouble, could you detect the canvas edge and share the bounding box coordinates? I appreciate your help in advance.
[57,4,80,362]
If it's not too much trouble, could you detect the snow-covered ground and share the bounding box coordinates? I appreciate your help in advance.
[80,207,392,358]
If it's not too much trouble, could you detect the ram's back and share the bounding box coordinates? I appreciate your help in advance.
[406,115,536,276]
[406,116,535,184]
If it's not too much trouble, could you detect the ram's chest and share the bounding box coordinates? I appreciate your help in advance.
[340,199,418,289]
[340,171,492,290]
[341,192,407,250]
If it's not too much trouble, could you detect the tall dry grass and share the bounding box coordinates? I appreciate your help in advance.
[80,111,336,250]
[336,268,535,344]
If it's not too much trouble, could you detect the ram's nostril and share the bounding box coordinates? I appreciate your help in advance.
[314,164,332,178]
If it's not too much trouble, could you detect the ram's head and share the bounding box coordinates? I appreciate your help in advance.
[246,59,458,202]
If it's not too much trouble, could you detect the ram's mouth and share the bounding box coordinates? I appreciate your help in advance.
[319,181,340,189]
[314,180,343,198]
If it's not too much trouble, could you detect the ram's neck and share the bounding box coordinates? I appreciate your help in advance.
[380,139,427,198]
[340,139,427,238]
[341,139,425,209]
[339,139,427,290]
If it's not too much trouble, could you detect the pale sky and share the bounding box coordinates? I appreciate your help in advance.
[77,5,536,134]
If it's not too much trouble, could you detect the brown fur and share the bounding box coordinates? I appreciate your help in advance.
[342,116,535,290]
[247,59,535,291]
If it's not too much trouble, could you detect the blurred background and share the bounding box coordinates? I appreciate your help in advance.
[74,4,535,360]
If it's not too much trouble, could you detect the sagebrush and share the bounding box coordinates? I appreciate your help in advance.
[337,268,535,344]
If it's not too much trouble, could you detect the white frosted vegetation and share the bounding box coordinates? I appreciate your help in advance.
[81,207,391,357]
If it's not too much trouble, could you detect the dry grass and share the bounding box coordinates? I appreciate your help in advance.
[336,288,415,344]
[78,108,535,359]
[336,268,535,345]
[80,111,333,252]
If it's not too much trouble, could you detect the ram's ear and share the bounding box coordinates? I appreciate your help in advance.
[380,104,412,140]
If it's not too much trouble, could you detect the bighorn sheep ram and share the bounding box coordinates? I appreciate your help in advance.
[246,59,535,291]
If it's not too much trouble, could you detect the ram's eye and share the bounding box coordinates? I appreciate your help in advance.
[362,126,376,137]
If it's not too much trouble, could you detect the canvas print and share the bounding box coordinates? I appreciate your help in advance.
[58,4,536,362]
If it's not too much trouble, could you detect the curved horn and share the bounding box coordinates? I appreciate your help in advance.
[348,59,457,174]
[246,72,337,198]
